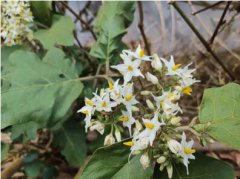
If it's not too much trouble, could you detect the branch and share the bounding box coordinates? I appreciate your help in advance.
[171,2,235,81]
[192,1,224,15]
[1,157,24,179]
[209,1,231,44]
[60,1,97,40]
[79,74,120,81]
[137,1,151,55]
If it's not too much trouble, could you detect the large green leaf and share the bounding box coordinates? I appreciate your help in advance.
[53,120,87,166]
[1,48,83,129]
[155,154,234,179]
[199,83,240,149]
[30,1,52,26]
[80,141,154,179]
[90,1,135,64]
[34,15,75,49]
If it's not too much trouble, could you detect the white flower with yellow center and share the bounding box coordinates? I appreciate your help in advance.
[138,112,165,146]
[175,77,199,96]
[122,83,138,114]
[118,110,135,135]
[161,56,182,76]
[123,45,151,61]
[94,90,117,112]
[123,137,149,154]
[77,97,96,131]
[179,132,196,175]
[108,80,123,104]
[111,57,144,84]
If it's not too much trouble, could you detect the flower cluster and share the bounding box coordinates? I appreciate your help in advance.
[1,0,33,46]
[78,45,199,178]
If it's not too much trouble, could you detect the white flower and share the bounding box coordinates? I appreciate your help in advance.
[140,153,150,169]
[118,110,135,135]
[146,72,158,85]
[89,121,105,135]
[175,78,199,96]
[179,132,196,175]
[108,79,123,104]
[104,134,115,146]
[123,44,151,61]
[161,56,182,76]
[94,90,117,112]
[111,57,144,84]
[161,99,182,116]
[122,83,138,114]
[167,139,182,154]
[138,112,165,146]
[123,137,149,154]
[151,54,162,71]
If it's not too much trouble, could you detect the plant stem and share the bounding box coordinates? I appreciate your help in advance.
[171,2,235,81]
[175,126,200,136]
[79,74,120,81]
[192,1,224,15]
[1,157,24,179]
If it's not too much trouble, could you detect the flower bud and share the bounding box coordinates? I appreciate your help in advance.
[151,54,162,71]
[167,139,182,154]
[135,120,143,131]
[170,116,182,125]
[104,134,115,146]
[89,121,105,135]
[140,91,152,95]
[131,106,139,112]
[140,153,150,169]
[146,99,155,110]
[146,72,158,85]
[114,128,122,142]
[167,164,173,179]
[157,156,166,164]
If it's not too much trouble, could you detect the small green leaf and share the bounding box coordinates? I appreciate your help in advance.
[155,153,234,179]
[90,2,135,64]
[34,15,75,49]
[2,48,83,129]
[81,141,154,179]
[199,83,240,149]
[30,1,52,26]
[53,120,87,166]
[24,153,44,178]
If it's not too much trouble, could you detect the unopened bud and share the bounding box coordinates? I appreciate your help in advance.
[146,72,158,85]
[157,156,166,164]
[167,164,173,179]
[140,153,150,169]
[135,120,143,131]
[170,116,181,125]
[151,54,162,71]
[141,91,152,95]
[131,106,139,112]
[114,128,121,142]
[146,99,155,110]
[167,139,182,154]
[104,134,115,146]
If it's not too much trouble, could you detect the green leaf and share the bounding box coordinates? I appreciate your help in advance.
[2,48,83,129]
[90,2,135,64]
[53,120,87,166]
[199,83,240,149]
[30,1,52,26]
[155,153,234,179]
[34,15,75,49]
[81,141,154,179]
[24,152,44,178]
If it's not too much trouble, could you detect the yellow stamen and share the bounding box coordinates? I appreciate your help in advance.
[108,81,113,90]
[85,99,93,106]
[144,122,154,129]
[184,148,196,154]
[139,49,144,58]
[160,101,164,108]
[182,86,192,95]
[125,95,133,101]
[167,92,174,99]
[118,116,129,122]
[172,64,182,71]
[102,101,107,108]
[128,65,133,71]
[81,110,89,116]
[123,141,134,147]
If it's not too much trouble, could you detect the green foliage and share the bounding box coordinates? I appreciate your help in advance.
[155,153,234,179]
[2,48,83,129]
[30,1,52,26]
[81,141,154,179]
[90,1,135,64]
[34,15,75,49]
[53,120,87,165]
[199,83,240,150]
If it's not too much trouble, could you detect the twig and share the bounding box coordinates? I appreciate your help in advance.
[137,1,151,55]
[171,2,235,81]
[1,157,24,179]
[175,126,200,137]
[60,1,97,40]
[209,1,231,44]
[79,74,120,81]
[192,1,224,15]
